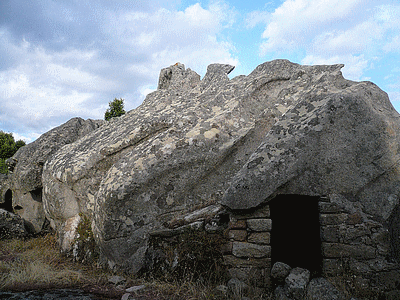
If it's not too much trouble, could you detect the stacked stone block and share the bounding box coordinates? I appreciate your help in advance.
[319,198,399,294]
[222,205,272,288]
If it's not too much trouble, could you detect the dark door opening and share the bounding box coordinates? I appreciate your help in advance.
[270,195,322,277]
[1,189,13,212]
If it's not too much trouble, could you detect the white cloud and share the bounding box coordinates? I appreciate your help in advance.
[389,91,400,105]
[258,1,400,58]
[260,0,366,54]
[245,10,270,29]
[0,41,115,129]
[12,132,40,144]
[110,2,238,77]
[139,85,157,99]
[311,20,385,55]
[0,1,238,141]
[384,35,400,53]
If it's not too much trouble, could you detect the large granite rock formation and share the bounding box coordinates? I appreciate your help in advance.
[42,59,360,273]
[220,61,400,260]
[6,117,104,232]
[221,77,400,215]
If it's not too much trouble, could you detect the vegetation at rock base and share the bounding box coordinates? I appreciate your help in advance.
[104,98,126,121]
[0,131,25,174]
[72,213,98,264]
[148,229,228,284]
[0,233,272,299]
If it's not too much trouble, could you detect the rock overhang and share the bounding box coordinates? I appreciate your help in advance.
[221,79,400,221]
[38,59,400,274]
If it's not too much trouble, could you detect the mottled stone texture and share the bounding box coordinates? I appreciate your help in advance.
[43,60,347,273]
[222,71,400,219]
[219,59,400,294]
[38,59,400,288]
[6,117,104,232]
[0,208,28,239]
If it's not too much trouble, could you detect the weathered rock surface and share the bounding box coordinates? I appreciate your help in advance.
[274,269,345,300]
[42,60,352,273]
[271,262,292,284]
[7,117,104,232]
[41,59,400,277]
[0,174,12,212]
[222,71,400,218]
[284,268,310,300]
[305,277,345,300]
[0,208,28,239]
[221,61,400,269]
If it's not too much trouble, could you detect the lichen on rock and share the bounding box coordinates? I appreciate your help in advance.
[37,59,400,278]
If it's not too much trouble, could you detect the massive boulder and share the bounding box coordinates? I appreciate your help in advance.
[221,65,400,221]
[222,77,400,214]
[42,59,357,273]
[7,117,104,232]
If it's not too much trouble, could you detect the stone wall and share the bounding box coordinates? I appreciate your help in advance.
[139,193,400,297]
[318,196,399,296]
[221,194,400,296]
[222,205,272,288]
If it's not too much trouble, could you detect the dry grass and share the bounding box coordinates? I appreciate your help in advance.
[0,234,117,297]
[0,234,273,299]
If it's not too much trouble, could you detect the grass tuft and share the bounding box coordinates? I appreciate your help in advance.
[0,233,273,299]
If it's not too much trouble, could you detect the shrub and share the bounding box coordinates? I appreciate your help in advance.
[104,98,126,121]
[148,229,228,284]
[0,131,25,174]
[72,213,98,264]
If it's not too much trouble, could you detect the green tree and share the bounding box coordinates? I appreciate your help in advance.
[104,98,126,121]
[0,131,25,174]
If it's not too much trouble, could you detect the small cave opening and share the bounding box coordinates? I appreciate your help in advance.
[1,189,13,213]
[269,194,322,277]
[30,187,43,202]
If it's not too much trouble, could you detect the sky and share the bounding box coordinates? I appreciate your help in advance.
[1,0,400,143]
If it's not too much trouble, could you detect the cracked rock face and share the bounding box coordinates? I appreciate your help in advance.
[42,59,380,274]
[6,117,104,233]
[221,67,400,218]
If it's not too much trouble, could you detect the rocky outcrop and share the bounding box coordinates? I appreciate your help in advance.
[219,60,400,296]
[42,60,357,274]
[0,208,28,239]
[222,78,400,215]
[7,117,104,232]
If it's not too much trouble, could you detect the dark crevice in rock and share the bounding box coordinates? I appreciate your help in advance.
[1,189,13,212]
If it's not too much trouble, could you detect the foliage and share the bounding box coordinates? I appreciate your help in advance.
[72,213,98,264]
[149,229,228,284]
[104,98,126,121]
[0,131,25,174]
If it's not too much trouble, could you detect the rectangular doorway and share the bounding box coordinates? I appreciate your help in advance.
[269,195,322,276]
